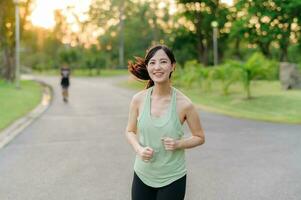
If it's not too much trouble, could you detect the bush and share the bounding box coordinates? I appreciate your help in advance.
[26,52,54,71]
[174,53,279,99]
[240,52,278,98]
[212,60,242,95]
[173,60,218,93]
[57,47,80,68]
[173,60,201,87]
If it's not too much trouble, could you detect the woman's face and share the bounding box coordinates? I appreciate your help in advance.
[146,49,175,84]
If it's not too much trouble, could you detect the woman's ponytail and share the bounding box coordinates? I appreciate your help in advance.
[128,57,154,89]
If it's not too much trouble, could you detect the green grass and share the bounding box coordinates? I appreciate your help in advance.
[34,69,128,77]
[120,78,301,124]
[118,77,146,90]
[0,80,42,131]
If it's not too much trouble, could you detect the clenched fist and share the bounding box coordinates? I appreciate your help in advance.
[138,146,154,162]
[161,137,179,151]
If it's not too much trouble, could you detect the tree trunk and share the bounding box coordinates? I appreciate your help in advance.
[279,25,290,62]
[280,46,288,62]
[258,42,271,58]
[203,44,209,66]
[195,12,208,65]
[119,0,125,67]
[196,38,209,66]
[196,39,204,63]
[234,38,242,59]
[2,49,15,82]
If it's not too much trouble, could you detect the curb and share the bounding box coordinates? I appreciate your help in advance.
[0,79,53,149]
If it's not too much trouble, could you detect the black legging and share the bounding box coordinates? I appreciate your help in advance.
[132,172,186,200]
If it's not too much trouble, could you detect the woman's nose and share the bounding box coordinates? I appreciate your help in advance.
[154,62,161,69]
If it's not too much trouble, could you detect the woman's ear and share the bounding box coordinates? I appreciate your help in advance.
[172,63,176,72]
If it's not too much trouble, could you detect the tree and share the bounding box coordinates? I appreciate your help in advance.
[171,27,198,66]
[240,52,277,99]
[235,0,301,61]
[58,47,80,69]
[0,0,15,81]
[0,0,32,81]
[176,0,230,65]
[87,0,175,68]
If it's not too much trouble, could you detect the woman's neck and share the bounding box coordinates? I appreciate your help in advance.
[152,82,172,97]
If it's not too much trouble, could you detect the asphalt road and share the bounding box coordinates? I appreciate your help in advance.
[0,76,300,200]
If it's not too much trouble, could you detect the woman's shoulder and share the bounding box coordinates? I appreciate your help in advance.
[174,87,194,110]
[131,89,148,105]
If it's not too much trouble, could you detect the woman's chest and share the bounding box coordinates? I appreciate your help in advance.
[150,98,170,117]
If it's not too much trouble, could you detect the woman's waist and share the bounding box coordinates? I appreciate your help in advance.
[134,154,186,176]
[135,149,185,167]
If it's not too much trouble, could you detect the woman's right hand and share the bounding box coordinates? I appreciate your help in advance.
[137,146,154,162]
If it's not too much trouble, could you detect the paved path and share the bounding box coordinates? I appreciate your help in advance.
[0,76,300,200]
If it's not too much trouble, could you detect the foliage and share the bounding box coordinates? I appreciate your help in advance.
[175,52,279,99]
[82,46,106,75]
[288,44,301,64]
[0,0,16,81]
[87,0,177,68]
[174,60,200,87]
[171,27,199,66]
[0,0,33,81]
[2,0,301,79]
[176,0,230,65]
[186,80,301,124]
[241,52,278,98]
[27,52,54,71]
[213,60,242,95]
[234,0,301,61]
[58,47,80,67]
[173,60,215,92]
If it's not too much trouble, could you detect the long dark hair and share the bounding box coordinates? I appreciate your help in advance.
[128,44,176,89]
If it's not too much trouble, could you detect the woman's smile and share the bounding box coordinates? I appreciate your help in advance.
[153,71,164,77]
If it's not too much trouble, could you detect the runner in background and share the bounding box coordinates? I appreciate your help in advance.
[60,64,71,103]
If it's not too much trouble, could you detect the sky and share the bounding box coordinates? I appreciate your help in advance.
[30,0,233,29]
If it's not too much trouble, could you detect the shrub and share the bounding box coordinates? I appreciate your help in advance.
[213,60,242,95]
[174,60,204,88]
[241,52,278,98]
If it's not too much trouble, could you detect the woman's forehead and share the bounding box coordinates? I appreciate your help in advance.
[150,49,169,60]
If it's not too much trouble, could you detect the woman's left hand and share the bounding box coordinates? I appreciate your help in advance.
[162,137,179,151]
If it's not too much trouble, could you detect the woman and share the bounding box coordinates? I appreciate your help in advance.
[60,64,71,102]
[125,44,205,200]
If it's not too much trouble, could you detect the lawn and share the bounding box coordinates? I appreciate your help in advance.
[0,80,42,131]
[120,78,301,124]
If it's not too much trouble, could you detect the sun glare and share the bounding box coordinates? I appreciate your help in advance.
[221,0,233,5]
[30,0,91,29]
[30,0,232,29]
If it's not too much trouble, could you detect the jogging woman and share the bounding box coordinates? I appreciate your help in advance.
[126,44,205,200]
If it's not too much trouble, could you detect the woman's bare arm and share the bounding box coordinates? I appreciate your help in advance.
[176,103,205,149]
[125,95,142,153]
[125,93,154,161]
[162,98,205,150]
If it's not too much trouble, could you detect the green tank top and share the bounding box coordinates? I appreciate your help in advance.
[134,86,187,188]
